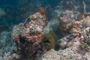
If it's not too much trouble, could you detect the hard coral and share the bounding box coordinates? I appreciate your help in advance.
[65,1,73,10]
[59,22,68,30]
[83,16,90,23]
[12,10,48,59]
[59,10,75,31]
[77,14,84,21]
[12,23,24,41]
[37,7,47,21]
[37,7,47,16]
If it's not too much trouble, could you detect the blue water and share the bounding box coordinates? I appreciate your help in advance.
[0,0,89,27]
[0,0,61,29]
[0,0,17,7]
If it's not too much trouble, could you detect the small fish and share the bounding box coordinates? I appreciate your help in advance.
[35,32,40,39]
[45,4,50,9]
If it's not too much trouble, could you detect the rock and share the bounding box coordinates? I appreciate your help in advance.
[41,42,90,60]
[12,11,48,59]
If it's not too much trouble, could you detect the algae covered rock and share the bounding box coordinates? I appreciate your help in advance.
[11,10,48,60]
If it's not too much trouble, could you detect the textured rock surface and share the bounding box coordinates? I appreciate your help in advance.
[12,10,48,59]
[1,0,90,60]
[40,47,90,60]
[40,16,90,60]
[0,31,16,55]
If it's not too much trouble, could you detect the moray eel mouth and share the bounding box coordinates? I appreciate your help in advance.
[43,39,51,44]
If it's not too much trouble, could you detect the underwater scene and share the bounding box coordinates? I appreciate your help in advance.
[0,0,90,60]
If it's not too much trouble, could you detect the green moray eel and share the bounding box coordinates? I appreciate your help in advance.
[42,30,59,50]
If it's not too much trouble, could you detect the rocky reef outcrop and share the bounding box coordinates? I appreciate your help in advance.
[40,15,90,60]
[59,10,75,31]
[1,0,90,60]
[11,8,48,60]
[39,48,90,60]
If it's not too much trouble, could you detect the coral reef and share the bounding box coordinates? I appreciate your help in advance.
[59,10,75,30]
[57,34,72,49]
[1,0,90,60]
[83,16,90,23]
[40,15,90,60]
[12,23,24,41]
[58,10,75,36]
[77,14,84,21]
[39,48,90,60]
[12,9,48,59]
